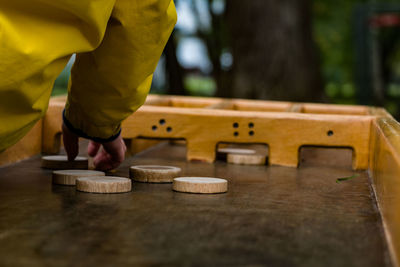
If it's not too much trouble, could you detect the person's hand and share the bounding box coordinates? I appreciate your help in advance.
[62,123,126,171]
[87,136,126,171]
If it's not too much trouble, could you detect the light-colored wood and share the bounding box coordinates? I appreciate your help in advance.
[369,117,400,267]
[76,176,131,193]
[0,120,42,167]
[217,147,256,161]
[369,107,393,118]
[227,153,266,165]
[42,95,373,170]
[130,165,181,183]
[52,170,105,185]
[41,155,88,170]
[287,104,303,113]
[122,106,371,169]
[301,103,369,115]
[172,177,228,194]
[218,148,256,155]
[232,99,291,112]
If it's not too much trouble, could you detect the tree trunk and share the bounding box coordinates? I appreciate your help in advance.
[165,33,185,95]
[221,0,325,102]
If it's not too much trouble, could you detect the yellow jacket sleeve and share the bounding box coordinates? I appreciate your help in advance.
[0,0,115,151]
[0,0,176,151]
[64,0,177,141]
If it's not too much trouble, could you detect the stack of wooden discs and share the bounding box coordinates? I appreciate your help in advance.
[42,155,88,170]
[217,147,266,165]
[227,153,266,165]
[217,147,256,159]
[52,170,105,185]
[130,165,181,183]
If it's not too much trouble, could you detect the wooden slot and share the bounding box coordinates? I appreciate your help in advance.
[299,146,353,169]
[216,142,268,162]
[170,97,221,108]
[232,100,291,112]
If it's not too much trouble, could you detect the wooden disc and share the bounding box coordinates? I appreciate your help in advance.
[227,153,266,165]
[76,176,131,194]
[217,148,256,160]
[41,155,88,170]
[173,177,228,194]
[130,165,181,183]
[52,170,105,186]
[218,148,256,155]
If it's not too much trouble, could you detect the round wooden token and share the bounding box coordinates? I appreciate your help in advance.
[76,176,131,194]
[41,155,88,170]
[227,153,266,165]
[217,148,256,160]
[130,165,181,183]
[52,170,105,186]
[217,148,256,155]
[172,177,228,194]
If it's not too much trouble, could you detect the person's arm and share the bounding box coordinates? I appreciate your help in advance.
[0,0,114,152]
[63,0,177,170]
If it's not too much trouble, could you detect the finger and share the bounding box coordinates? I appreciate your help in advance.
[102,138,125,163]
[93,150,118,171]
[88,141,101,157]
[62,124,79,161]
[92,136,126,171]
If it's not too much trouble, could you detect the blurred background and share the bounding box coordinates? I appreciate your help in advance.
[52,0,400,118]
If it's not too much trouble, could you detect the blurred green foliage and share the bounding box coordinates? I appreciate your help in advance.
[313,0,400,107]
[184,75,216,96]
[312,0,360,103]
[51,58,73,96]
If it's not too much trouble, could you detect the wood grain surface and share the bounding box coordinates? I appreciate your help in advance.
[130,165,181,183]
[172,177,228,194]
[76,176,131,193]
[52,170,105,185]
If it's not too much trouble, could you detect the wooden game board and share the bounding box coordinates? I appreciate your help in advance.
[1,94,400,265]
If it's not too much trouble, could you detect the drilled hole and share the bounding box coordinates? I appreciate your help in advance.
[234,131,239,137]
[249,122,254,128]
[327,130,334,136]
[152,125,157,131]
[233,122,239,128]
[167,127,172,132]
[159,119,166,125]
[249,130,254,136]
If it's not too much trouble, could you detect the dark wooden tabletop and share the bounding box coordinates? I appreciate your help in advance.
[0,142,391,266]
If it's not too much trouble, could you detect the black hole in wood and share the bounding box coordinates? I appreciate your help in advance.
[249,130,254,136]
[327,130,334,136]
[152,125,157,131]
[234,131,239,137]
[159,119,166,125]
[233,122,239,128]
[167,127,172,132]
[249,122,254,128]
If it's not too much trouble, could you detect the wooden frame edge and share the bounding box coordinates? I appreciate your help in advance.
[369,117,400,267]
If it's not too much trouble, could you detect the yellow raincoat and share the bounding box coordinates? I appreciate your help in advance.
[0,0,177,150]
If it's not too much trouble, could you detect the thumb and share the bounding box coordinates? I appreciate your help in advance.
[62,123,79,161]
[88,141,101,157]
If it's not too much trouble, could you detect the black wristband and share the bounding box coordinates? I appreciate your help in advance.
[62,109,121,143]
